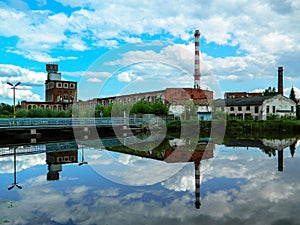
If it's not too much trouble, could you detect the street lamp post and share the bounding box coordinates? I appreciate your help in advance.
[7,81,21,121]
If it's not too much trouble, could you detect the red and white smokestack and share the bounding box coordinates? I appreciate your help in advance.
[278,67,283,95]
[194,30,201,89]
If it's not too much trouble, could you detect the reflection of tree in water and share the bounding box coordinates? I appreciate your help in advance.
[261,142,297,158]
[106,138,173,160]
[261,148,277,157]
[290,142,296,157]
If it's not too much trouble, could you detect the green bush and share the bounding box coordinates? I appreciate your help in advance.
[16,107,71,118]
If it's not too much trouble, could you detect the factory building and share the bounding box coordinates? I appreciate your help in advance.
[215,67,296,120]
[214,94,296,120]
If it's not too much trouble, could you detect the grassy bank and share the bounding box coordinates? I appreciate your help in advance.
[167,119,300,140]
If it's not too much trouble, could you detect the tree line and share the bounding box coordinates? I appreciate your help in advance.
[72,100,169,118]
[0,100,170,118]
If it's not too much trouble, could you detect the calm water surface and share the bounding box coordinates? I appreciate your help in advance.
[0,137,300,225]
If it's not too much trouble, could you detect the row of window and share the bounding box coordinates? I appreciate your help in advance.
[56,156,77,163]
[27,105,64,111]
[56,94,75,102]
[99,95,165,105]
[228,105,294,114]
[47,82,76,89]
[229,106,259,113]
[266,105,294,113]
[56,82,76,89]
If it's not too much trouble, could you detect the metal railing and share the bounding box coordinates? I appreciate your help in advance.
[0,117,152,128]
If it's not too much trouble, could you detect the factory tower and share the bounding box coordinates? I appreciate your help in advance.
[194,30,201,89]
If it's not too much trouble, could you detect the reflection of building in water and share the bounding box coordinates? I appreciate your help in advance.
[165,139,214,209]
[164,140,214,163]
[224,138,297,172]
[102,137,215,209]
[46,142,78,181]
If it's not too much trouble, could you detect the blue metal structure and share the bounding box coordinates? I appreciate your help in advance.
[0,117,148,128]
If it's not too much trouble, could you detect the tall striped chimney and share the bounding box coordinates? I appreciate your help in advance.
[278,67,283,95]
[194,30,201,89]
[194,161,201,209]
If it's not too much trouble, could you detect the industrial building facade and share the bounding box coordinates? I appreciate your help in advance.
[93,88,213,106]
[214,94,296,120]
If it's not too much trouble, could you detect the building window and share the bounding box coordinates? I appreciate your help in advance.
[70,83,75,89]
[56,82,62,88]
[58,106,62,111]
[255,106,259,113]
[266,105,270,114]
[273,106,276,113]
[40,105,44,109]
[64,94,68,100]
[63,83,68,88]
[291,106,294,112]
[238,106,242,111]
[246,106,250,111]
[230,106,234,111]
[49,82,54,89]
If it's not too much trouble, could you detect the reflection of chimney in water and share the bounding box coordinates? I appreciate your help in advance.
[194,161,201,209]
[278,67,283,95]
[278,149,283,172]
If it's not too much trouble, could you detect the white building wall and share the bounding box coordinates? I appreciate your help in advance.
[261,95,296,120]
[169,105,185,117]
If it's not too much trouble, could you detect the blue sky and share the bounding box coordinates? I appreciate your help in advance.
[1,0,300,104]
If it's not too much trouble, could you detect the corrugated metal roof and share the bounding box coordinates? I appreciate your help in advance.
[214,95,274,107]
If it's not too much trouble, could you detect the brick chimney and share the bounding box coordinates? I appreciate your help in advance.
[278,67,283,95]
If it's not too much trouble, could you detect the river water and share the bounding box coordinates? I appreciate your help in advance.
[0,136,299,225]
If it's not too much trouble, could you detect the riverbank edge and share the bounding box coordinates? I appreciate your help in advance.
[167,120,300,140]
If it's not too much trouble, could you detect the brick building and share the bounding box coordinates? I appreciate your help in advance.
[21,64,77,111]
[225,92,262,99]
[87,88,213,106]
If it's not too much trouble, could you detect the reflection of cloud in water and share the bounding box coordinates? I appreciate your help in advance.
[87,149,188,186]
[0,153,45,174]
[2,144,300,224]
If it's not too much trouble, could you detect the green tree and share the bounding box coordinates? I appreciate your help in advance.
[130,100,152,115]
[95,104,105,117]
[263,86,277,96]
[151,100,169,116]
[110,102,132,117]
[289,87,297,103]
[16,109,27,118]
[27,108,45,117]
[0,103,13,117]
